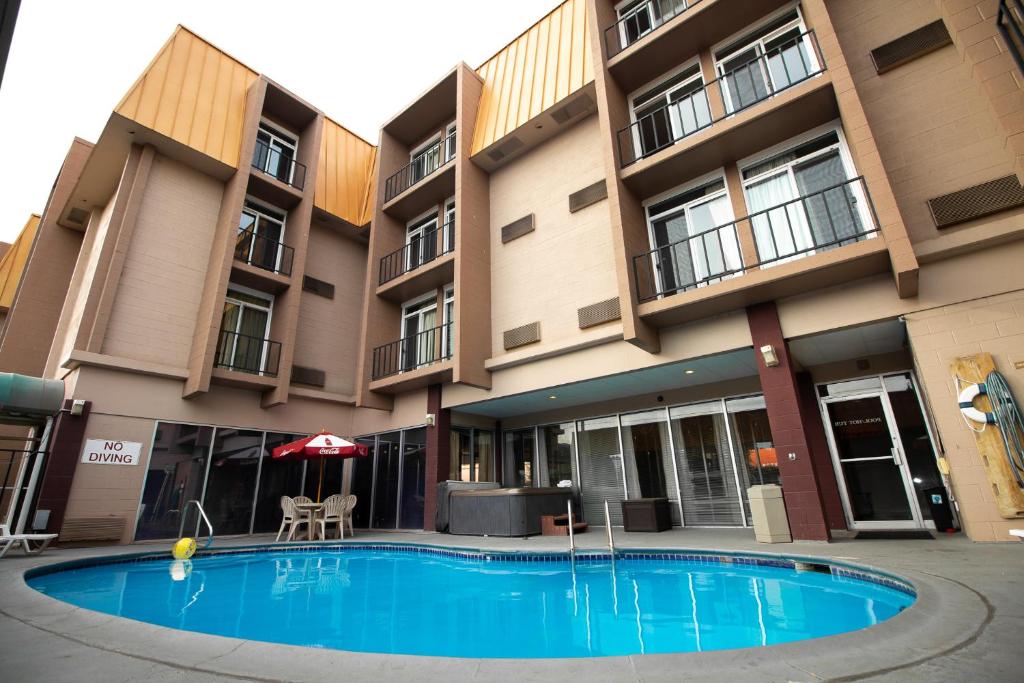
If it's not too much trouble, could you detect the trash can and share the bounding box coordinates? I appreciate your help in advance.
[924,486,956,533]
[747,485,791,543]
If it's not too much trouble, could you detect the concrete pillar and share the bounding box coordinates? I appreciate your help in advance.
[422,383,451,531]
[35,399,91,536]
[747,302,832,541]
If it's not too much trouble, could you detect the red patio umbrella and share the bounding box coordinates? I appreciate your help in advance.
[272,431,369,502]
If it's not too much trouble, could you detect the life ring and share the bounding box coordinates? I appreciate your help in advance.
[958,382,997,424]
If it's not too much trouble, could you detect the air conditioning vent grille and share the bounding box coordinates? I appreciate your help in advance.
[927,175,1024,228]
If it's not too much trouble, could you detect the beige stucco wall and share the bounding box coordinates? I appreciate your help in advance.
[905,289,1024,542]
[46,194,116,377]
[101,154,222,367]
[830,0,1022,247]
[488,114,619,359]
[293,223,367,396]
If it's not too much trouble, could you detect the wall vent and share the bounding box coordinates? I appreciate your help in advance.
[870,20,952,74]
[504,321,541,350]
[500,214,535,243]
[66,207,89,226]
[927,175,1024,228]
[302,275,335,299]
[569,180,608,213]
[487,136,524,162]
[578,298,621,329]
[551,93,595,125]
[291,365,326,388]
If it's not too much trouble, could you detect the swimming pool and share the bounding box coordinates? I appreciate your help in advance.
[26,545,915,658]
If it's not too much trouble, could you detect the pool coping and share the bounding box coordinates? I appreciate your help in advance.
[1,540,990,682]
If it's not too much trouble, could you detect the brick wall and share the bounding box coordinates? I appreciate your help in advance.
[905,288,1024,540]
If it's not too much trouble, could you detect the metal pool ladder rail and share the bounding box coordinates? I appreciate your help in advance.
[567,500,576,568]
[604,500,616,564]
[178,500,214,549]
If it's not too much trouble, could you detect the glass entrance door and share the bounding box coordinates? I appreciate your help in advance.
[822,392,922,529]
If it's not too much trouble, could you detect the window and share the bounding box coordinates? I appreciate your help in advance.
[505,428,536,487]
[217,287,274,375]
[410,136,442,184]
[450,427,495,482]
[715,9,819,114]
[538,423,576,488]
[442,285,455,360]
[237,200,286,273]
[741,128,870,265]
[400,292,443,372]
[615,0,690,49]
[630,62,711,158]
[405,211,440,271]
[443,199,456,253]
[253,121,298,184]
[444,122,457,162]
[645,176,741,296]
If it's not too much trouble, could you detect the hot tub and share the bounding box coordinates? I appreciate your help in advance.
[448,487,574,537]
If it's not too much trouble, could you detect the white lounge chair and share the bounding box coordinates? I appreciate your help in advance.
[0,523,58,559]
[275,496,311,542]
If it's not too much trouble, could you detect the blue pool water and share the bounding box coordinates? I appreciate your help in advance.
[27,547,914,658]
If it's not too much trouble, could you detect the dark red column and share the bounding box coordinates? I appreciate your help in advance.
[746,303,831,541]
[36,399,91,535]
[795,371,847,532]
[422,384,451,531]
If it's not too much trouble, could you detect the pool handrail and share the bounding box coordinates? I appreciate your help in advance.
[604,500,616,564]
[567,499,576,568]
[178,499,214,549]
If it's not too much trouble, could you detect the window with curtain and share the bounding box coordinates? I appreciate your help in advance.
[539,423,576,488]
[218,288,273,374]
[237,200,285,273]
[576,417,625,524]
[742,131,864,265]
[646,178,740,295]
[621,409,681,525]
[630,62,711,157]
[505,428,535,487]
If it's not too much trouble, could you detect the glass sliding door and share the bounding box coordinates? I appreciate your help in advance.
[450,427,473,481]
[621,410,681,525]
[251,432,305,534]
[646,178,739,296]
[202,428,263,535]
[670,402,744,526]
[630,62,710,157]
[538,423,576,488]
[726,396,778,522]
[576,417,626,525]
[401,295,438,372]
[136,424,213,540]
[505,428,536,487]
[371,431,402,529]
[399,428,427,529]
[350,436,376,529]
[217,288,273,375]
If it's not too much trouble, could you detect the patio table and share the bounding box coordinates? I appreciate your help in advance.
[293,501,324,541]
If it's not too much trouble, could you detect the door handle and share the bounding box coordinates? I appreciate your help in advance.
[890,448,901,466]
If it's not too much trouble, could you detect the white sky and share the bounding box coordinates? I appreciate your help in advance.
[0,0,561,242]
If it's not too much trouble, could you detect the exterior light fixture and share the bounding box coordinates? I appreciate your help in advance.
[548,395,557,400]
[684,369,695,375]
[70,399,86,416]
[425,413,436,427]
[760,344,780,368]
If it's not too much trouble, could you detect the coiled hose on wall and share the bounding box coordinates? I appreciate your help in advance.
[985,371,1024,488]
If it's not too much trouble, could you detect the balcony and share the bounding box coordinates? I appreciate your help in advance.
[370,322,453,390]
[998,0,1024,74]
[632,177,890,325]
[252,137,307,191]
[604,0,705,59]
[603,0,791,93]
[213,329,282,378]
[618,30,823,168]
[377,219,456,300]
[383,131,456,214]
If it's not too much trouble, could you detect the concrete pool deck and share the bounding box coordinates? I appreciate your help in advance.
[0,528,1020,682]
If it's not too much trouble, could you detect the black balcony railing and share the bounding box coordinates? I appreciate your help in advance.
[632,176,879,302]
[617,30,824,167]
[378,220,456,286]
[384,131,456,203]
[371,322,453,381]
[998,0,1024,74]
[234,229,295,277]
[604,0,704,59]
[214,329,282,377]
[252,138,307,190]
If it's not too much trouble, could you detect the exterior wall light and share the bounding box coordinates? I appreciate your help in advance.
[760,344,780,368]
[70,399,86,416]
[425,413,436,427]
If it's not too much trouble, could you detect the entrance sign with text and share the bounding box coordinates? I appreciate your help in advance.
[81,439,142,465]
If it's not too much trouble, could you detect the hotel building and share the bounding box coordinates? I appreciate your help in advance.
[2,0,1023,544]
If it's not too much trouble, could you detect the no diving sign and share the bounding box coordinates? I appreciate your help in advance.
[81,439,142,466]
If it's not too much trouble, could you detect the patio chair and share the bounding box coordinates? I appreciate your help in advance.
[316,494,346,540]
[342,495,357,538]
[275,496,310,542]
[0,523,58,559]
